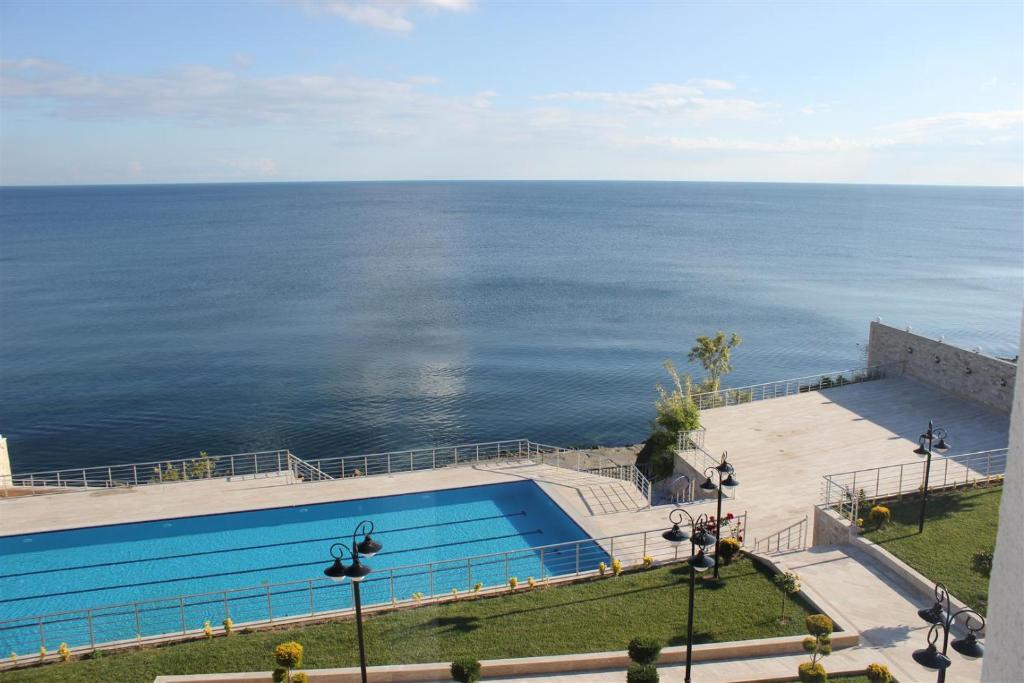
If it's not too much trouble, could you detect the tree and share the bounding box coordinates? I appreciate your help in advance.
[639,360,700,479]
[688,331,742,393]
[773,571,801,621]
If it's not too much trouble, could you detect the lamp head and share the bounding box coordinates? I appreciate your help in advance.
[662,523,690,545]
[721,473,739,488]
[914,438,929,456]
[699,476,718,492]
[690,549,716,573]
[912,643,951,671]
[933,437,950,453]
[356,534,382,558]
[324,557,348,583]
[951,633,984,660]
[344,557,372,582]
[918,603,946,625]
[692,527,717,549]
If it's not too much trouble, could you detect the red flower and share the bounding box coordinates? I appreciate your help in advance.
[726,513,735,520]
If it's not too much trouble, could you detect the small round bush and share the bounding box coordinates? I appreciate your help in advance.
[972,550,994,577]
[718,537,741,564]
[626,663,659,683]
[866,662,893,683]
[627,636,663,665]
[868,505,891,529]
[273,641,304,669]
[805,614,833,637]
[292,674,308,683]
[450,657,481,683]
[798,661,827,683]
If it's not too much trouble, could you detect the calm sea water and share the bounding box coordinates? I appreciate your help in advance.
[1,182,1021,472]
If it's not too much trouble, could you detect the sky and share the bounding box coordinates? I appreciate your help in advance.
[0,0,1022,186]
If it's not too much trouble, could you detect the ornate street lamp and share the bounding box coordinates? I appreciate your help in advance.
[913,421,950,533]
[662,508,718,683]
[912,582,984,683]
[698,451,739,579]
[324,520,381,683]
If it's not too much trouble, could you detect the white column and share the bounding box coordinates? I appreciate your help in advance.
[0,435,11,489]
[981,313,1023,682]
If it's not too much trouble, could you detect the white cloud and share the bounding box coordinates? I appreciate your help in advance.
[289,0,472,32]
[880,110,1023,141]
[536,81,764,121]
[640,134,894,153]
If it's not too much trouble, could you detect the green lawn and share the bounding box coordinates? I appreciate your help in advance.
[862,485,1001,615]
[1,558,817,683]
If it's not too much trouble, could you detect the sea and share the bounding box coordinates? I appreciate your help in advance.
[0,181,1020,472]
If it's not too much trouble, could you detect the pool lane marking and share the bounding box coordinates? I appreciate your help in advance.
[0,511,528,580]
[0,530,547,605]
[0,541,612,634]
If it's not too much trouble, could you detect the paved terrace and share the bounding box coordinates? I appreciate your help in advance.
[1,375,1008,546]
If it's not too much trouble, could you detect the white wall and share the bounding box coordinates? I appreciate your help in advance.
[981,314,1023,681]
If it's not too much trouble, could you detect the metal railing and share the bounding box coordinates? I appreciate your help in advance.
[753,517,808,555]
[674,439,733,500]
[0,517,745,659]
[821,448,1008,522]
[304,439,534,479]
[2,450,294,498]
[687,363,899,411]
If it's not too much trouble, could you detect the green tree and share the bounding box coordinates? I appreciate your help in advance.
[688,331,742,393]
[639,361,700,479]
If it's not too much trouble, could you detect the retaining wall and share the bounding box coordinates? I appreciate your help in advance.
[866,321,1016,413]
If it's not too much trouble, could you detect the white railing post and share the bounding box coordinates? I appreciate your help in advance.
[308,580,315,615]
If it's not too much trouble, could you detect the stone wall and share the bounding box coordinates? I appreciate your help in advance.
[867,321,1017,413]
[811,504,854,546]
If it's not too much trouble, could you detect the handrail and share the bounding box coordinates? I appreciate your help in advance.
[821,448,1008,520]
[753,516,808,554]
[687,362,900,411]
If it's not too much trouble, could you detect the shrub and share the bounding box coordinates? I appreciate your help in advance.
[203,620,213,640]
[222,618,234,635]
[508,577,518,590]
[274,642,304,669]
[293,674,308,683]
[627,636,662,665]
[626,662,659,683]
[774,571,801,620]
[718,537,741,564]
[805,614,833,637]
[598,561,607,576]
[58,643,70,663]
[642,556,654,569]
[972,550,994,577]
[868,505,891,530]
[866,662,893,683]
[612,559,623,576]
[797,661,827,683]
[272,670,288,683]
[451,588,459,597]
[799,614,833,682]
[412,592,424,602]
[8,652,16,665]
[473,582,483,595]
[527,577,536,589]
[450,657,482,683]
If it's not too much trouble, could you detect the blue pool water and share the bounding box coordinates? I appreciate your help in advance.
[0,481,604,653]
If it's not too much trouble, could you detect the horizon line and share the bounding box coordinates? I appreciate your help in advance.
[2,178,1023,190]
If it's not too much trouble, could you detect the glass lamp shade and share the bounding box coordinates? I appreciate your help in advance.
[356,535,382,558]
[699,477,718,492]
[918,603,946,625]
[324,558,349,583]
[933,437,951,453]
[951,633,984,659]
[662,524,690,545]
[914,442,929,456]
[715,460,734,475]
[721,474,739,488]
[690,550,716,573]
[345,560,373,582]
[912,644,951,671]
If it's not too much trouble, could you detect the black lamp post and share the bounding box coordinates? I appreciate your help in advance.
[662,508,718,683]
[324,520,382,683]
[912,582,984,683]
[698,451,739,579]
[913,421,950,533]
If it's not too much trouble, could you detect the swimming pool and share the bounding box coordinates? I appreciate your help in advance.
[0,480,605,654]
